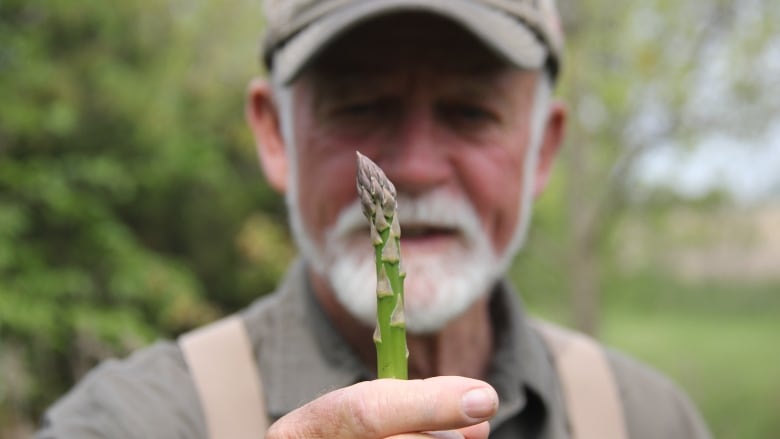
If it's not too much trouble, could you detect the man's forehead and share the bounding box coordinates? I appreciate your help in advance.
[305,68,518,103]
[305,12,514,76]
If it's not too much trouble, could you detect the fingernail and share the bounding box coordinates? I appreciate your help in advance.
[461,387,498,420]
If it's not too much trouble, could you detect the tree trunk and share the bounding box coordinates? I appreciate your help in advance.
[564,132,602,337]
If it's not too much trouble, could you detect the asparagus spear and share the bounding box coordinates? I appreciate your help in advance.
[356,152,408,379]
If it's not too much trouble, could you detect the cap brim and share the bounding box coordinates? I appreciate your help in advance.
[271,0,546,84]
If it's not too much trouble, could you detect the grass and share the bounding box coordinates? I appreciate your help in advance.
[527,276,780,439]
[602,307,780,439]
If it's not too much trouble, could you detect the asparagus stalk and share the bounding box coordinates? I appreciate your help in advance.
[355,152,408,379]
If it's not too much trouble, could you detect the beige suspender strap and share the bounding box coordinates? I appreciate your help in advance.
[533,320,628,439]
[179,315,269,439]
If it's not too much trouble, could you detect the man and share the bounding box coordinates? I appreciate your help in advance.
[37,1,712,438]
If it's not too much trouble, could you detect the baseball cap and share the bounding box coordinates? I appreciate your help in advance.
[262,0,564,84]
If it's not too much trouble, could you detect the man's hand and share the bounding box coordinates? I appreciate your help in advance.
[266,376,499,439]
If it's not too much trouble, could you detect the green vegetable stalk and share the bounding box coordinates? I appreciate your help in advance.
[356,152,408,379]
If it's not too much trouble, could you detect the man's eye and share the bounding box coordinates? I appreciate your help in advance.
[458,107,490,119]
[340,104,375,115]
[336,99,393,117]
[442,104,496,124]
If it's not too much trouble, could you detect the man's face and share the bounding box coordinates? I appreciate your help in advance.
[276,15,557,332]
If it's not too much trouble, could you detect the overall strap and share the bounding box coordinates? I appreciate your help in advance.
[533,320,628,439]
[179,315,269,439]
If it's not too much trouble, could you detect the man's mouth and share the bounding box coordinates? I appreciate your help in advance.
[399,224,460,249]
[402,225,457,238]
[349,224,461,251]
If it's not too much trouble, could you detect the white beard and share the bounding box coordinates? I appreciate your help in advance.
[319,191,504,333]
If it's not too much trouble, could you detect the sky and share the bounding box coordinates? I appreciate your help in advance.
[626,2,780,205]
[634,121,780,203]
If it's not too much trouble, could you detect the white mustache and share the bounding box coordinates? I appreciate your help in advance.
[327,190,484,248]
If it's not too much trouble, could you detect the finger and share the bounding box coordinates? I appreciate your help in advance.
[406,422,491,439]
[265,376,498,439]
[458,421,492,439]
[386,422,491,439]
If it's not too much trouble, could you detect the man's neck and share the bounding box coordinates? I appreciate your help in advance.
[309,269,494,380]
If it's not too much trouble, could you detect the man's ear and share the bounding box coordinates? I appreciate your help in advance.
[246,78,288,193]
[533,100,567,198]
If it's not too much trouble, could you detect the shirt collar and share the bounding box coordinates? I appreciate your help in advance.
[243,259,369,418]
[487,279,565,431]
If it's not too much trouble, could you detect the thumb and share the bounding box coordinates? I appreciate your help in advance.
[266,376,499,439]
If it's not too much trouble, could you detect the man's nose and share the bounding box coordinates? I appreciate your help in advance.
[378,106,451,195]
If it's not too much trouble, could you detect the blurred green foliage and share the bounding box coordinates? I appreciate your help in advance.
[0,0,292,430]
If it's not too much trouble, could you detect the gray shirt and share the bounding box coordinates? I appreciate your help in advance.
[37,260,712,438]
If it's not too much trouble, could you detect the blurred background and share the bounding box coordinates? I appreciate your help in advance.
[1,0,778,437]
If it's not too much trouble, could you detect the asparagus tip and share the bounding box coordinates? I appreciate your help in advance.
[355,151,397,221]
